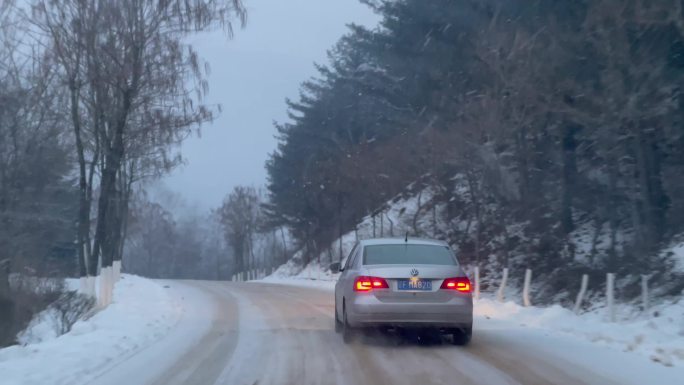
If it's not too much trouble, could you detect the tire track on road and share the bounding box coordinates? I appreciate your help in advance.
[148,281,240,385]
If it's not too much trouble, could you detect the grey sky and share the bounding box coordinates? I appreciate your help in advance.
[161,0,379,211]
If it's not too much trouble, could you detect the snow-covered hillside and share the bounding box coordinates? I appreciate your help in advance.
[274,183,442,275]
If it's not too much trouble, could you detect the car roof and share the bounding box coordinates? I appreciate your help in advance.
[358,237,448,247]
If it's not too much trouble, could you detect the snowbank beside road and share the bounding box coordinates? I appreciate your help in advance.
[0,275,182,385]
[477,298,684,368]
[260,260,338,291]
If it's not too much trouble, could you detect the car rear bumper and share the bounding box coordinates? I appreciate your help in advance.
[347,294,473,328]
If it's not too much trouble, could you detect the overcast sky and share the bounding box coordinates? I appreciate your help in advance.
[160,0,379,211]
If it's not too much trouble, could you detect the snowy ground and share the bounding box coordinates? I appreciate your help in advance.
[0,275,214,385]
[3,270,683,385]
[476,298,684,368]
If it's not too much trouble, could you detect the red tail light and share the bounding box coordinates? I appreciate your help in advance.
[354,276,389,292]
[440,277,472,293]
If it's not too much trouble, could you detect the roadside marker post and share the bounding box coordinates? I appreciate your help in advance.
[574,274,589,314]
[497,268,508,302]
[606,273,616,322]
[522,269,532,307]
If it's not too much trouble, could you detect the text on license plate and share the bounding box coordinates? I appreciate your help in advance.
[397,279,432,291]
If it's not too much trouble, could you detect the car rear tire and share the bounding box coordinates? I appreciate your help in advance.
[342,304,355,344]
[451,326,472,346]
[334,300,342,333]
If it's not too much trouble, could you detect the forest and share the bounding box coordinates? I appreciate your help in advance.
[265,0,684,300]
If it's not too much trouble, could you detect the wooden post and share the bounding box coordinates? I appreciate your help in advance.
[574,274,589,314]
[523,269,532,307]
[497,268,508,302]
[606,273,615,322]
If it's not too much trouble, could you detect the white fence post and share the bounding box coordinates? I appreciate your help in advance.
[497,268,508,302]
[574,274,589,314]
[113,260,121,283]
[473,266,480,301]
[641,274,649,312]
[522,269,532,307]
[606,273,616,322]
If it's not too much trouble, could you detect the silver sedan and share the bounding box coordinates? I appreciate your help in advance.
[331,238,473,345]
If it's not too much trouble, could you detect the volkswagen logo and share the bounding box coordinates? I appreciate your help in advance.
[410,268,419,277]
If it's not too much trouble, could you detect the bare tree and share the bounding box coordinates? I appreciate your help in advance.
[29,0,246,303]
[218,186,261,281]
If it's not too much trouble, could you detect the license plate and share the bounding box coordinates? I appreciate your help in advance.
[397,279,432,291]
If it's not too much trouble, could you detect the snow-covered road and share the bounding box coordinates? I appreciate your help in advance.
[85,281,682,385]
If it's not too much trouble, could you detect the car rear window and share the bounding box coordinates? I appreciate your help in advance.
[363,244,457,266]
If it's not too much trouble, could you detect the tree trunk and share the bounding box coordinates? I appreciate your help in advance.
[412,190,423,236]
[91,91,129,276]
[560,123,579,236]
[432,201,437,237]
[633,125,668,255]
[386,212,394,237]
[280,227,287,265]
[70,79,90,281]
[0,259,10,300]
[607,157,620,271]
[516,126,531,211]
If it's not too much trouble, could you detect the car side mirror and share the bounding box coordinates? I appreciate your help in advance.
[329,262,342,273]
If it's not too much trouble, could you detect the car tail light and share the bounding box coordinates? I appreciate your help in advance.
[354,276,389,292]
[440,277,472,293]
